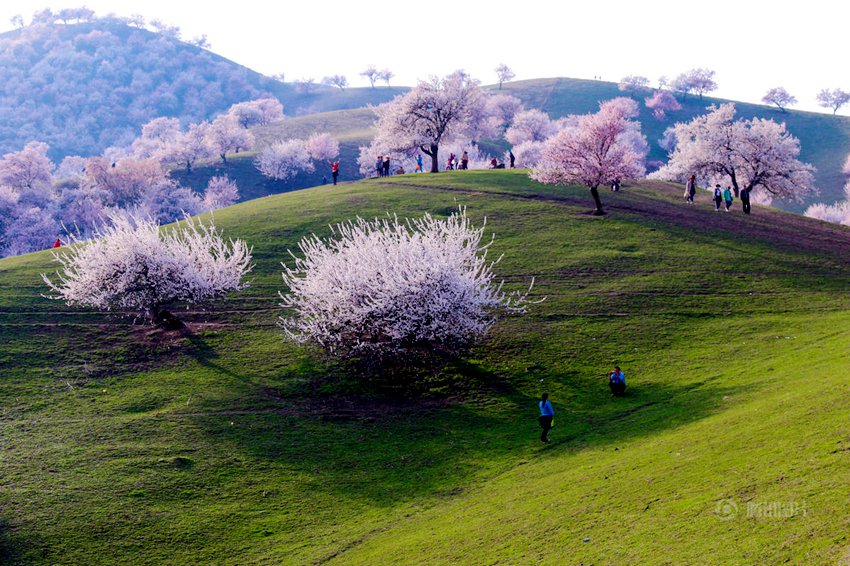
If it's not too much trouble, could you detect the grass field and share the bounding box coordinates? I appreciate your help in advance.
[3,171,850,564]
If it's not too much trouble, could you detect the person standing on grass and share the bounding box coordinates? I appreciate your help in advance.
[383,155,390,177]
[608,366,626,397]
[461,150,469,170]
[376,155,383,177]
[723,186,733,211]
[685,174,696,205]
[538,393,554,443]
[741,187,751,214]
[416,154,423,173]
[713,184,723,211]
[330,160,340,185]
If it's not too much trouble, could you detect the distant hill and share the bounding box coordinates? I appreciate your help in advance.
[0,18,404,160]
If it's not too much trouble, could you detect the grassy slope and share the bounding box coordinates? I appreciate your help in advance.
[3,172,850,564]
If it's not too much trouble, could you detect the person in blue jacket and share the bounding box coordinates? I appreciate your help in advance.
[538,393,554,443]
[609,366,626,397]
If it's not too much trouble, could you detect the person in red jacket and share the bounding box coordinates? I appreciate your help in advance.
[330,160,340,185]
[52,238,62,248]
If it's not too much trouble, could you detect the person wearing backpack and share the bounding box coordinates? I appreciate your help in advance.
[713,184,723,211]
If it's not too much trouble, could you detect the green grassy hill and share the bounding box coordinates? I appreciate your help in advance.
[4,172,850,563]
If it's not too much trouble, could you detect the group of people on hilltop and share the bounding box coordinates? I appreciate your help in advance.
[686,174,751,214]
[375,155,391,177]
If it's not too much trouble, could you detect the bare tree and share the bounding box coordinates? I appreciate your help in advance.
[762,87,797,113]
[322,75,349,90]
[495,64,515,89]
[360,65,379,88]
[816,88,850,115]
[377,69,394,87]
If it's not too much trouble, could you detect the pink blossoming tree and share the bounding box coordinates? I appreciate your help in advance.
[532,97,647,215]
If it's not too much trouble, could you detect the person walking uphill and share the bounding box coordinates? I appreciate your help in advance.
[685,174,696,205]
[538,393,554,443]
[741,187,751,214]
[723,186,733,211]
[713,184,723,211]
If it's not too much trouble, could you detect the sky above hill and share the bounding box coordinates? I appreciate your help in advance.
[2,0,848,115]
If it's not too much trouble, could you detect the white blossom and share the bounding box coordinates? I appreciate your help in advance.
[279,208,534,363]
[42,212,252,324]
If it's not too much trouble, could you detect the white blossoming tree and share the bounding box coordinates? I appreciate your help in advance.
[42,213,252,328]
[372,71,489,173]
[649,103,816,204]
[255,139,315,181]
[279,208,533,367]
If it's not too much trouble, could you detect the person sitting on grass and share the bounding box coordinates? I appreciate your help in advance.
[609,366,626,397]
[538,393,554,443]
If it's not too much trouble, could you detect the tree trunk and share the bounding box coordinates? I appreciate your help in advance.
[220,153,228,164]
[186,161,192,175]
[430,144,439,173]
[153,309,185,331]
[590,185,605,215]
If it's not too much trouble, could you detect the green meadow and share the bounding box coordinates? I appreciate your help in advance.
[2,171,850,564]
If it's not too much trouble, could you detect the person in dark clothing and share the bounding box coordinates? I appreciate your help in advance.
[330,160,340,185]
[609,366,626,397]
[538,393,554,443]
[382,155,390,177]
[376,156,383,177]
[461,150,469,170]
[611,178,621,192]
[713,184,723,211]
[741,187,751,214]
[509,150,515,168]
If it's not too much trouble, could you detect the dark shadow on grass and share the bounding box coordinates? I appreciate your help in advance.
[183,333,254,383]
[188,355,740,507]
[0,517,41,564]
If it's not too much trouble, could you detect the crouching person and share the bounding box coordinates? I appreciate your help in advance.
[609,366,626,397]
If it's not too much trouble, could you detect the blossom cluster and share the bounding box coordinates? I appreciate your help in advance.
[279,208,533,361]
